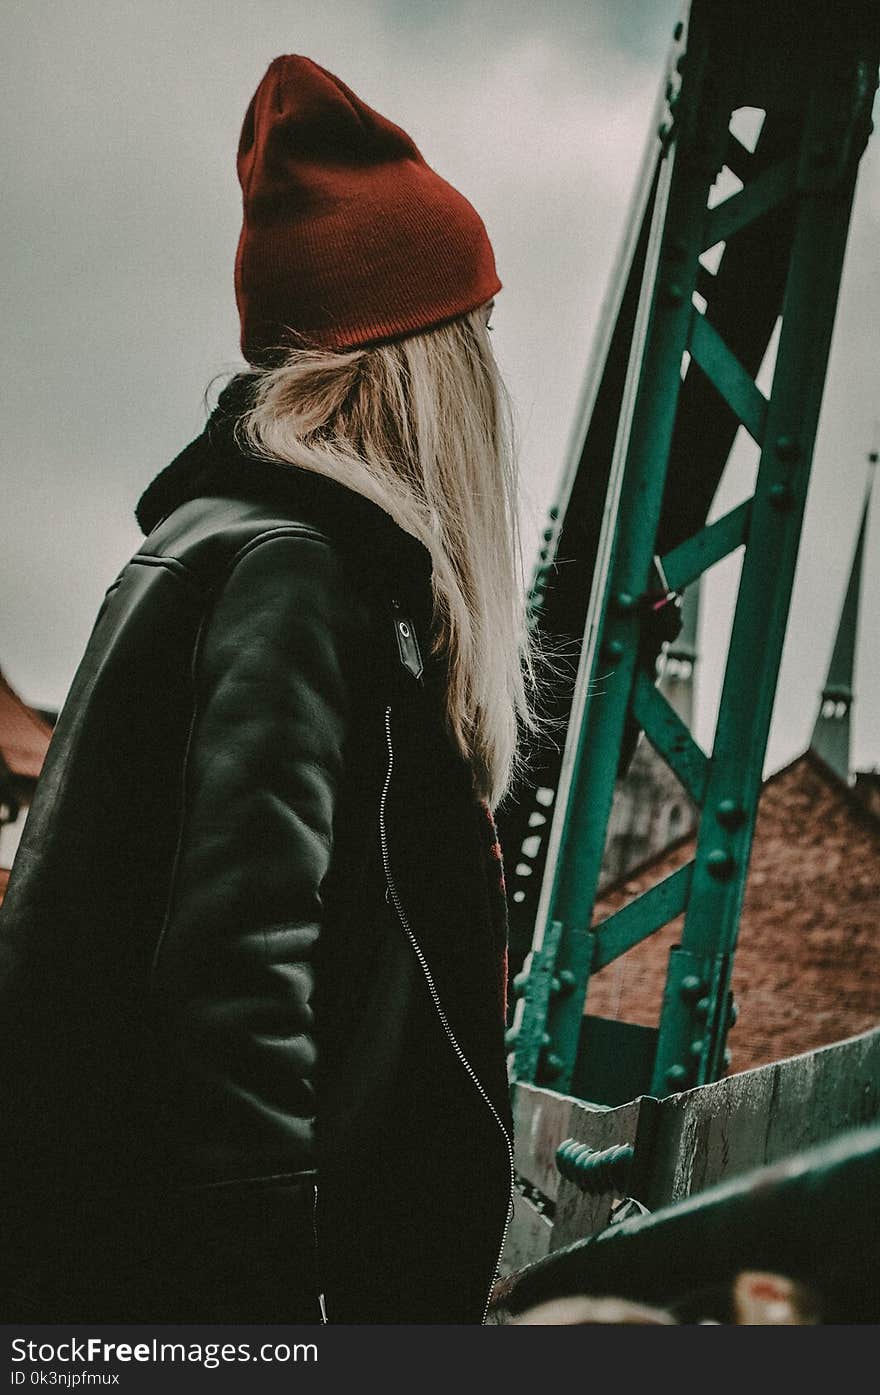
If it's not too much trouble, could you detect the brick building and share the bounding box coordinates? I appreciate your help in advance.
[587,748,880,1073]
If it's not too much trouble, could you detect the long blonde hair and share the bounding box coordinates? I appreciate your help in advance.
[232,307,561,811]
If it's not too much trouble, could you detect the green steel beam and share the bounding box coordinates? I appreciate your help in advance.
[659,498,750,592]
[593,863,694,971]
[651,42,876,1092]
[702,155,796,250]
[630,671,709,804]
[509,0,879,1100]
[688,313,768,445]
[724,132,755,183]
[513,0,734,1090]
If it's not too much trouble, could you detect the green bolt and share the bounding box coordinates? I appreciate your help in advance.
[768,483,795,512]
[696,996,711,1019]
[775,435,800,462]
[680,974,703,998]
[663,282,684,306]
[689,1039,704,1059]
[707,848,735,880]
[603,638,625,662]
[717,798,746,829]
[666,1064,688,1087]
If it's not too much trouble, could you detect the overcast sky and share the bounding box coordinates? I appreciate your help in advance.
[2,0,878,775]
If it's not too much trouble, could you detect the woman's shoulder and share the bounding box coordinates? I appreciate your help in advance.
[136,430,432,603]
[144,487,430,644]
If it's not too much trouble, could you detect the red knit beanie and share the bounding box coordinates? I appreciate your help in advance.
[234,55,502,362]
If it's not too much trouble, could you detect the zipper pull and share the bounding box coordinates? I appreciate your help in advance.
[391,597,424,684]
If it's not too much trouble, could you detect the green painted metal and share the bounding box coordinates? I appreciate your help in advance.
[703,155,797,248]
[654,67,876,1093]
[509,0,879,1100]
[659,498,750,592]
[688,313,768,443]
[512,2,717,1090]
[555,1140,634,1196]
[630,671,709,803]
[569,1018,659,1108]
[593,862,694,971]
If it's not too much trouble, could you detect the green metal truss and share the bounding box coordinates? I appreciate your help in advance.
[504,0,879,1099]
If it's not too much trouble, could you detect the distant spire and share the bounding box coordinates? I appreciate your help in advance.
[810,449,876,781]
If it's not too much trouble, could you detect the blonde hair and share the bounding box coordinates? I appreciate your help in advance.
[232,307,562,811]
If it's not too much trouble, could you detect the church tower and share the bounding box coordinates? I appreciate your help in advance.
[810,454,876,783]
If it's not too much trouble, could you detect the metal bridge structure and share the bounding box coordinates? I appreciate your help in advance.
[498,0,879,1112]
[490,0,880,1313]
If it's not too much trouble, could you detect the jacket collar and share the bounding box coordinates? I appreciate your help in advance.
[134,374,434,588]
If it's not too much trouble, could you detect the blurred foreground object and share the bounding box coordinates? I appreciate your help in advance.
[510,1269,819,1324]
[492,1120,879,1324]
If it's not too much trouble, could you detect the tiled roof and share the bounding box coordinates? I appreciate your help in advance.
[0,669,54,779]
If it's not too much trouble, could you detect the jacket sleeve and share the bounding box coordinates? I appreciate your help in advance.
[149,530,373,1192]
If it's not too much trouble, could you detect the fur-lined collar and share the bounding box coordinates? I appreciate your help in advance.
[134,373,434,586]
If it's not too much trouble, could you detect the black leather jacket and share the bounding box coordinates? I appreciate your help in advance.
[0,379,514,1324]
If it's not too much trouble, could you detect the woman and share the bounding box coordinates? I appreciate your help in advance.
[0,55,550,1324]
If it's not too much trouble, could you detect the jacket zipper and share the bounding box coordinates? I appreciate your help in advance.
[312,1182,328,1323]
[379,702,515,1325]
